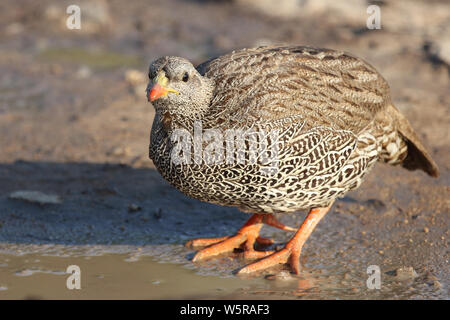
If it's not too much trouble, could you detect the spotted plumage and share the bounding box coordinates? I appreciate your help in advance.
[147,45,439,274]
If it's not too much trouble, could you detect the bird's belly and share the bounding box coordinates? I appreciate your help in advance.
[155,156,376,214]
[151,124,380,214]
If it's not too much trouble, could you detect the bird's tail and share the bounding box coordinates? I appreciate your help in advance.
[386,104,439,177]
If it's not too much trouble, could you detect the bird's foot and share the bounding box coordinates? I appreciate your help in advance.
[237,246,300,275]
[185,236,230,249]
[187,213,291,262]
[186,236,273,249]
[237,205,332,275]
[240,248,275,260]
[191,234,275,262]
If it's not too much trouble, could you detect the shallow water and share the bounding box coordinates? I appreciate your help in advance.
[0,243,446,299]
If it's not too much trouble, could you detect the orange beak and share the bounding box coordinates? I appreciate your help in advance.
[148,83,167,102]
[148,73,179,102]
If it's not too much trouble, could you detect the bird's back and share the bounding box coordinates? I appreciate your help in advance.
[198,45,438,175]
[198,46,389,133]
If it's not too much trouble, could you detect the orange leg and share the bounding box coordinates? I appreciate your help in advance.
[237,204,332,275]
[186,213,296,262]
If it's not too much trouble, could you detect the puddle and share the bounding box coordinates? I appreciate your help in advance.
[0,251,265,299]
[0,244,446,299]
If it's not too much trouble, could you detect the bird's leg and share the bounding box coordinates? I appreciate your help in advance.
[237,204,332,275]
[245,214,298,258]
[186,213,295,262]
[262,214,297,232]
[186,213,295,248]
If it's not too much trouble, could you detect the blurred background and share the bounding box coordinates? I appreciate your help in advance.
[0,0,448,299]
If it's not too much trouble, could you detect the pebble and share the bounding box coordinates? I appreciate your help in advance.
[109,146,130,157]
[76,65,92,79]
[9,190,62,205]
[153,208,163,219]
[265,271,294,281]
[391,267,418,281]
[128,203,141,213]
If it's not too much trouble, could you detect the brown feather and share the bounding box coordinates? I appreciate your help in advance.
[386,104,440,177]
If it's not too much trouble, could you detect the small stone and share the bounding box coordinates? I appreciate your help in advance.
[276,271,294,281]
[9,190,62,205]
[423,227,429,233]
[264,271,293,281]
[76,65,92,79]
[128,203,141,213]
[153,208,162,219]
[109,146,130,157]
[390,267,419,281]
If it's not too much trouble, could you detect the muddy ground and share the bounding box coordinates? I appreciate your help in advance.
[0,0,448,299]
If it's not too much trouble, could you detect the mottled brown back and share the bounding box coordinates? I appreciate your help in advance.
[196,45,439,178]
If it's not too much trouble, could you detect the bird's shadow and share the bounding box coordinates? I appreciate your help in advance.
[0,160,368,249]
[0,160,245,247]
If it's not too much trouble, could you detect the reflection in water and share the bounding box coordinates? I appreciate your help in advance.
[293,278,316,296]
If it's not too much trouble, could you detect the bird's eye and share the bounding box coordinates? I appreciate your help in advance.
[182,72,189,82]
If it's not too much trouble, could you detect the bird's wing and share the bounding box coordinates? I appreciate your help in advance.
[197,45,391,135]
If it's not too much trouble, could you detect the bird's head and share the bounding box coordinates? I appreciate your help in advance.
[146,56,214,123]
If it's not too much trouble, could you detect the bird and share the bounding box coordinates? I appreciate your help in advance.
[146,45,439,275]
